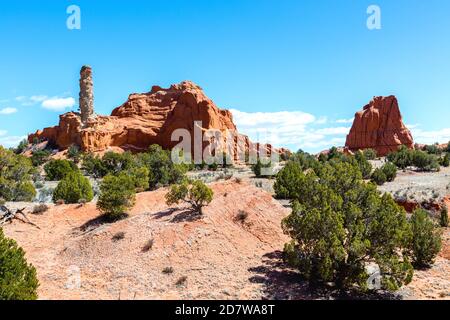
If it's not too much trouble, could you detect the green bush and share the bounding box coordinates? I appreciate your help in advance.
[409,209,442,268]
[166,179,213,215]
[363,148,377,160]
[67,145,81,163]
[282,161,413,291]
[136,145,186,189]
[101,151,135,175]
[44,159,78,181]
[15,139,29,155]
[290,150,319,171]
[251,159,274,178]
[371,168,387,186]
[97,173,136,219]
[440,153,449,167]
[381,162,397,182]
[440,207,449,228]
[355,151,372,179]
[127,166,150,192]
[387,145,413,169]
[411,150,439,171]
[274,161,304,199]
[0,147,36,202]
[82,153,108,178]
[52,172,93,204]
[0,228,39,300]
[423,144,441,155]
[31,150,51,167]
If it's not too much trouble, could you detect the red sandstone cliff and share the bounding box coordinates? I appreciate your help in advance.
[29,81,284,158]
[345,96,414,156]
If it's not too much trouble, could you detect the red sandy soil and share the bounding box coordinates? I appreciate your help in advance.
[3,180,290,300]
[3,180,449,300]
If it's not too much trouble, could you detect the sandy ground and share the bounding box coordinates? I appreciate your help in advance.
[2,175,449,300]
[3,180,291,300]
[378,166,450,207]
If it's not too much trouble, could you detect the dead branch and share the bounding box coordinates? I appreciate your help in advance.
[0,206,41,229]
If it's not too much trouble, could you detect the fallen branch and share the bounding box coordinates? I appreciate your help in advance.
[0,206,40,229]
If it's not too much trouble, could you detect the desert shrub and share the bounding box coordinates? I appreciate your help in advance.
[162,266,174,274]
[371,168,387,186]
[44,159,78,181]
[282,161,413,291]
[381,162,397,182]
[81,153,108,178]
[440,207,448,228]
[142,239,154,252]
[165,179,213,215]
[235,210,249,223]
[126,166,150,192]
[0,147,36,202]
[112,232,125,242]
[409,209,442,268]
[97,173,136,219]
[31,149,51,167]
[423,144,441,155]
[446,142,450,153]
[387,145,413,169]
[318,153,328,163]
[208,162,218,171]
[101,151,135,175]
[15,139,29,155]
[136,145,186,189]
[67,145,81,163]
[251,159,274,178]
[440,153,449,167]
[52,172,93,204]
[274,161,304,199]
[355,151,372,179]
[175,276,187,286]
[32,203,49,215]
[363,148,377,160]
[412,150,440,172]
[0,228,39,300]
[290,150,319,171]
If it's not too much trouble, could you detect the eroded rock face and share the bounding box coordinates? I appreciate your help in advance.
[29,81,282,158]
[345,96,414,156]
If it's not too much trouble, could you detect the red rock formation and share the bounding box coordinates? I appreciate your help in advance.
[29,81,283,159]
[345,96,414,156]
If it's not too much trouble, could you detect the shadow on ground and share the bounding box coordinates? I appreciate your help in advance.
[153,208,203,223]
[249,251,401,300]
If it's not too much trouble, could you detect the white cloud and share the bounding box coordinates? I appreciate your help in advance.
[0,107,18,115]
[30,95,48,102]
[336,118,354,124]
[42,97,76,112]
[0,130,7,136]
[0,135,26,148]
[315,127,350,135]
[410,127,450,145]
[230,109,350,153]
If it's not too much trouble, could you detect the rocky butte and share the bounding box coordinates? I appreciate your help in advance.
[29,66,285,159]
[345,96,414,156]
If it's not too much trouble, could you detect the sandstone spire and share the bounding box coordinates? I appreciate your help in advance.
[79,65,94,125]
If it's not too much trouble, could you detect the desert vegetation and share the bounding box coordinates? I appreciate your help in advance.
[0,228,39,300]
[276,147,444,292]
[165,179,213,215]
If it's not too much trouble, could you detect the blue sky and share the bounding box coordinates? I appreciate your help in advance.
[1,0,450,152]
